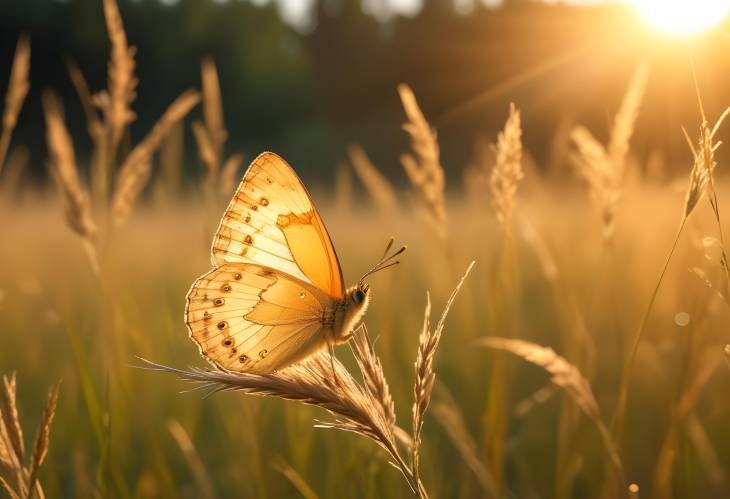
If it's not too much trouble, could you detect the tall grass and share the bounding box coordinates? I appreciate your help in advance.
[2,2,730,497]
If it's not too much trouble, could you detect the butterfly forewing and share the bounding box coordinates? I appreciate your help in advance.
[186,263,336,373]
[211,152,345,300]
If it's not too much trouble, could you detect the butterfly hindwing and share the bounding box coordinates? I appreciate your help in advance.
[185,263,336,373]
[211,152,345,300]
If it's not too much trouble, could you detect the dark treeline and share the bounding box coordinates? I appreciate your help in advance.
[1,0,730,185]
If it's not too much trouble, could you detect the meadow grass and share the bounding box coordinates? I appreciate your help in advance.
[2,1,730,497]
[1,180,729,498]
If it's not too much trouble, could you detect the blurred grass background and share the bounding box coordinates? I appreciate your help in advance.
[1,1,730,498]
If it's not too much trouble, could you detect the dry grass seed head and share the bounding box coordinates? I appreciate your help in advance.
[144,352,394,452]
[65,59,103,139]
[570,64,647,240]
[682,107,730,217]
[480,338,598,419]
[0,374,24,467]
[412,262,475,481]
[570,126,618,239]
[201,57,227,156]
[0,35,30,172]
[398,84,447,238]
[348,144,399,215]
[42,92,97,242]
[2,36,30,133]
[99,0,138,150]
[608,63,649,172]
[0,375,59,499]
[193,57,227,181]
[26,383,60,498]
[112,89,200,224]
[351,325,396,433]
[490,103,523,225]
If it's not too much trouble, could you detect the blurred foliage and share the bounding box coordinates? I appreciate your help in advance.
[3,0,730,185]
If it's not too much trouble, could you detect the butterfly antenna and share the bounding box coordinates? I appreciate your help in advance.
[381,236,395,260]
[359,238,407,284]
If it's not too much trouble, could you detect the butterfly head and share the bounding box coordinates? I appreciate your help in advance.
[352,283,370,305]
[337,239,405,343]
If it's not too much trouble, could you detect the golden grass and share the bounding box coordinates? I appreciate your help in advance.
[0,374,59,499]
[0,35,30,175]
[398,84,448,239]
[112,90,200,225]
[100,0,138,156]
[42,92,99,273]
[144,263,473,499]
[480,338,626,490]
[490,103,523,226]
[4,2,730,497]
[570,63,648,241]
[348,144,398,215]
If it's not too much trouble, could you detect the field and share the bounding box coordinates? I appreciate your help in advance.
[2,1,730,499]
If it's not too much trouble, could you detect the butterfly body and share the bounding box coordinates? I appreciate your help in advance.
[185,152,385,374]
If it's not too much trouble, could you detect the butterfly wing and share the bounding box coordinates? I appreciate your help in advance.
[185,263,337,373]
[211,152,345,300]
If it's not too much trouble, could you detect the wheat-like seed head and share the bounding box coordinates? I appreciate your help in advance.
[201,57,227,161]
[65,59,103,140]
[398,84,447,239]
[142,352,395,452]
[0,374,59,499]
[479,337,626,488]
[100,0,138,151]
[412,262,474,483]
[347,144,399,215]
[42,92,97,243]
[192,57,227,185]
[489,103,523,225]
[0,374,24,469]
[0,35,30,173]
[25,383,59,499]
[112,90,200,225]
[682,107,730,217]
[608,63,649,174]
[2,36,30,134]
[571,64,647,241]
[480,338,598,419]
[351,325,396,434]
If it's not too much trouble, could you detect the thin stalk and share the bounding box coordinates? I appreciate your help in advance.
[612,215,687,440]
[708,190,730,297]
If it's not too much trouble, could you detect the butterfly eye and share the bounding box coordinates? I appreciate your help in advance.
[353,290,365,304]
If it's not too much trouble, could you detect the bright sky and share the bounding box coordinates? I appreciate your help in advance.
[154,0,730,36]
[277,0,730,34]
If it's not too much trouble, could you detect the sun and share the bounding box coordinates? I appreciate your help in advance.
[631,0,730,36]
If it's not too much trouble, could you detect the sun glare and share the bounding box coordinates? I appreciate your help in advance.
[631,0,730,36]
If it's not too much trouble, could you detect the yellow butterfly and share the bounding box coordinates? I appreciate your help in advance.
[185,152,404,373]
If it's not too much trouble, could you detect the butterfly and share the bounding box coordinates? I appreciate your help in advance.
[185,152,405,374]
